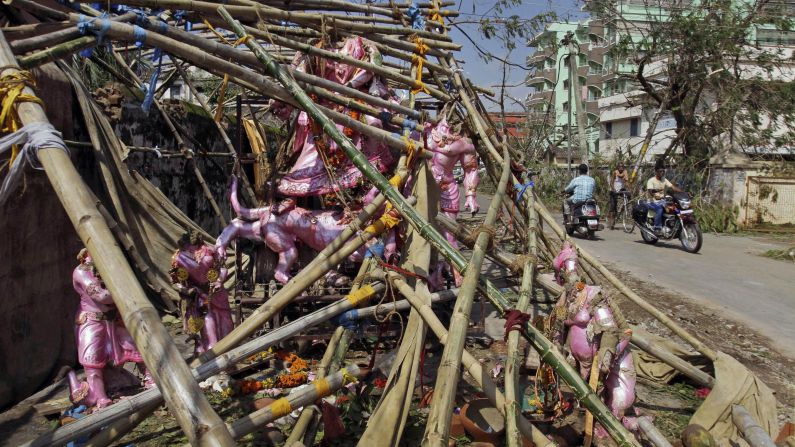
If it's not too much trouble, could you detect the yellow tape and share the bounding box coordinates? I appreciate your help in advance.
[341,368,358,385]
[388,174,402,188]
[270,397,292,418]
[347,284,376,307]
[313,378,331,397]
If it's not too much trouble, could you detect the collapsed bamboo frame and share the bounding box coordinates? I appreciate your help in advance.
[0,0,742,444]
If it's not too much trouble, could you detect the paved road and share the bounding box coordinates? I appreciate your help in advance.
[570,224,795,359]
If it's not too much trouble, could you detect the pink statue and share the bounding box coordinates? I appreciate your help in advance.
[425,117,480,286]
[170,230,234,356]
[68,249,153,409]
[216,176,366,284]
[552,241,637,437]
[273,36,395,198]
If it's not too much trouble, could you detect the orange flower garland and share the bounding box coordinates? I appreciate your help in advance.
[224,351,310,397]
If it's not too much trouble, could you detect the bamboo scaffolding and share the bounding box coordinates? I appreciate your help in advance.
[505,182,538,447]
[390,273,554,447]
[17,36,96,69]
[25,282,388,447]
[108,47,228,227]
[423,147,511,447]
[10,11,136,54]
[637,417,674,447]
[220,9,637,445]
[0,31,236,447]
[83,0,455,43]
[68,21,426,161]
[173,60,258,205]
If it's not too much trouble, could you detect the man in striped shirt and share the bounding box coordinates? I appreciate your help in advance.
[563,164,596,215]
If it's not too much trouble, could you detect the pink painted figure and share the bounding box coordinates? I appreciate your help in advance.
[68,249,153,409]
[425,117,480,286]
[170,230,234,356]
[273,37,395,198]
[216,176,365,284]
[552,241,637,438]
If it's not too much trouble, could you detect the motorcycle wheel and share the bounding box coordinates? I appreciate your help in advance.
[679,222,703,253]
[565,224,575,236]
[588,229,596,240]
[640,227,658,244]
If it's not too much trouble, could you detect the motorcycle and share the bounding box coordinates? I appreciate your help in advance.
[562,194,603,239]
[632,191,703,253]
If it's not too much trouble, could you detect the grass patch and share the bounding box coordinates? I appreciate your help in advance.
[761,246,795,262]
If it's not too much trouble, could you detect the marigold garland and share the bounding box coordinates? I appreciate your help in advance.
[223,351,309,397]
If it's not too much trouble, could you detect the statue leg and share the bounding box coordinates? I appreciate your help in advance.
[85,367,112,408]
[274,245,299,284]
[216,219,262,259]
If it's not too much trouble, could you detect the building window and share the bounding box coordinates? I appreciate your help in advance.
[604,122,612,139]
[630,118,640,137]
[170,84,181,98]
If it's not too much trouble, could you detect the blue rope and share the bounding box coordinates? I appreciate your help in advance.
[515,181,534,203]
[330,309,359,331]
[406,2,425,30]
[378,111,393,124]
[401,118,417,132]
[75,14,111,57]
[364,241,386,260]
[141,48,163,113]
[132,25,147,47]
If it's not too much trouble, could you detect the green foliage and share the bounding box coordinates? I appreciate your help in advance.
[694,196,740,233]
[761,246,795,262]
[591,0,795,164]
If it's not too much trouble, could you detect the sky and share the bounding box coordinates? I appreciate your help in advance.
[446,0,586,111]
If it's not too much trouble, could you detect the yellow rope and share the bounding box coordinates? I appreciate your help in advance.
[202,20,253,122]
[0,71,43,167]
[341,368,358,385]
[409,36,430,94]
[428,0,445,26]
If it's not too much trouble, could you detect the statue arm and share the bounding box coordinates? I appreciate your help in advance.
[462,151,480,213]
[75,269,114,306]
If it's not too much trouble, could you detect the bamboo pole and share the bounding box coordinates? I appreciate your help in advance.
[220,9,636,445]
[0,31,235,447]
[173,60,257,204]
[637,417,673,447]
[732,405,776,447]
[505,182,538,447]
[10,11,136,54]
[3,0,70,21]
[390,273,554,447]
[27,282,387,447]
[17,36,96,69]
[630,332,715,388]
[424,146,512,447]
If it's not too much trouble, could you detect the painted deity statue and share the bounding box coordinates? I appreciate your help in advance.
[552,241,637,437]
[68,249,153,408]
[170,229,234,356]
[424,117,480,286]
[273,36,395,198]
[216,175,367,284]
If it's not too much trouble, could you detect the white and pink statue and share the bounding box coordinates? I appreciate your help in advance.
[216,176,366,285]
[552,241,637,438]
[272,36,395,199]
[425,117,480,286]
[68,249,153,409]
[170,229,234,356]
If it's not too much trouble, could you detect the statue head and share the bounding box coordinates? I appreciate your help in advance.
[552,241,580,286]
[178,228,203,248]
[77,248,92,265]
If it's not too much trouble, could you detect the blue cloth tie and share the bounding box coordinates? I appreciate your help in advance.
[330,309,359,330]
[132,25,147,47]
[365,241,385,260]
[141,48,163,113]
[515,181,534,203]
[401,118,417,132]
[406,3,426,30]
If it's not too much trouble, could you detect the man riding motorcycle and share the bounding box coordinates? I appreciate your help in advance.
[563,163,596,216]
[645,163,683,235]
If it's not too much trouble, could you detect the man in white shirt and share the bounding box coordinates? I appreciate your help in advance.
[645,164,682,233]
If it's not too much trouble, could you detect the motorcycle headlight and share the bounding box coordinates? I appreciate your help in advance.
[679,200,691,210]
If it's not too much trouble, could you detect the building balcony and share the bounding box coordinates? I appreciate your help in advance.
[527,47,555,64]
[526,70,556,85]
[586,99,599,115]
[526,90,554,106]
